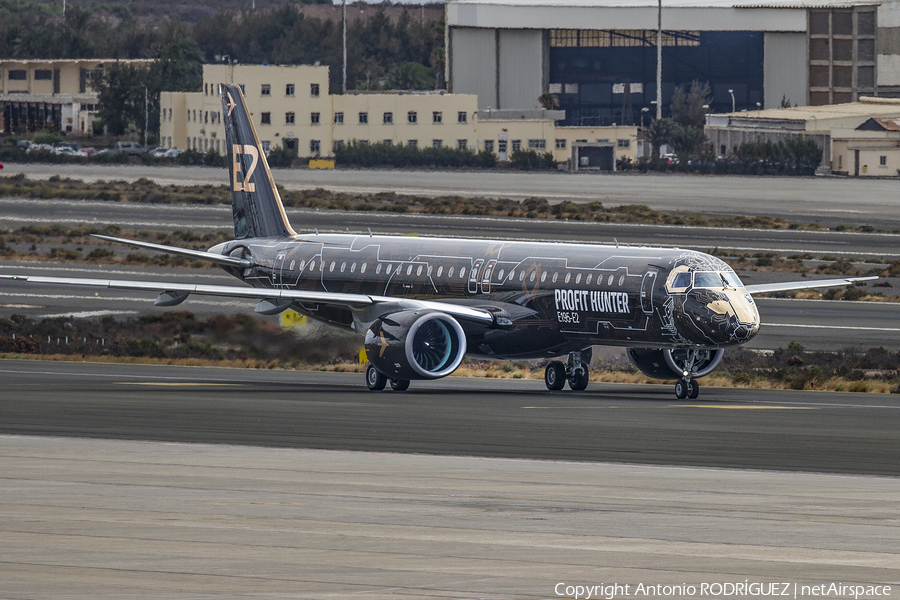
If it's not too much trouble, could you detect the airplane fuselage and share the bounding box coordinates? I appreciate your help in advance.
[213,233,761,360]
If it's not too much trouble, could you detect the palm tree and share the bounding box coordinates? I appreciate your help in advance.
[538,93,559,110]
[641,118,676,161]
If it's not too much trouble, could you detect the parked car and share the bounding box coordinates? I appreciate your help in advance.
[52,146,80,156]
[26,144,53,154]
[79,147,97,157]
[116,141,148,156]
[16,140,31,152]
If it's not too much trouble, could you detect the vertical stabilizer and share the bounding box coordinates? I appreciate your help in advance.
[221,83,295,239]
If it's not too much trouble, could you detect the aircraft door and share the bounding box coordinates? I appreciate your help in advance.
[481,259,496,293]
[640,269,658,314]
[468,259,484,294]
[273,253,287,288]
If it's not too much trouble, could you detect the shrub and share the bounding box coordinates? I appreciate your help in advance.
[510,149,555,170]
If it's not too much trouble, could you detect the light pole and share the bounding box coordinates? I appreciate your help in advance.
[641,107,650,158]
[702,103,709,127]
[656,0,662,120]
[756,101,761,115]
[728,89,735,113]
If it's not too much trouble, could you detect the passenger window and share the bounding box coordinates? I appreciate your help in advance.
[552,272,558,283]
[498,269,505,280]
[586,274,592,285]
[330,261,336,272]
[575,273,582,284]
[541,272,547,282]
[460,267,466,278]
[608,275,614,286]
[618,275,625,286]
[387,265,393,275]
[309,260,315,271]
[341,262,346,272]
[437,266,443,277]
[417,265,423,276]
[290,260,295,270]
[565,273,571,283]
[407,265,413,276]
[376,264,382,274]
[361,263,367,274]
[519,271,525,282]
[351,262,357,273]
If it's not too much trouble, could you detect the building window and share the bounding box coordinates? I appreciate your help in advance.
[457,111,467,124]
[310,83,320,97]
[556,139,567,149]
[9,69,26,80]
[334,112,344,124]
[261,141,271,153]
[432,139,443,148]
[433,111,442,124]
[512,140,521,152]
[528,139,546,150]
[359,140,369,146]
[285,112,295,124]
[333,140,345,151]
[261,84,271,96]
[457,139,468,150]
[359,112,368,124]
[383,112,393,124]
[617,139,631,148]
[34,69,52,80]
[485,140,494,152]
[408,111,417,124]
[407,140,418,148]
[285,84,295,96]
[260,112,271,125]
[239,84,245,94]
[310,140,321,155]
[880,155,887,166]
[311,112,320,125]
[383,140,393,146]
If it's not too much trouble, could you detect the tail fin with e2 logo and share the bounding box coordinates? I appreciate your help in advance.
[221,83,295,240]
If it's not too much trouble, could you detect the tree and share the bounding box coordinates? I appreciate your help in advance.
[91,62,149,136]
[641,118,677,160]
[670,126,709,164]
[670,80,711,129]
[390,62,434,90]
[538,93,559,110]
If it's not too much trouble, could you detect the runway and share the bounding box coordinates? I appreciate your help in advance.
[5,162,900,229]
[1,360,898,475]
[1,362,899,598]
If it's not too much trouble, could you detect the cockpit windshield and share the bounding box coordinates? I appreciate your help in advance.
[693,271,744,289]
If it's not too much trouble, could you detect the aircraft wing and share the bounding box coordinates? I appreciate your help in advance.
[744,275,878,295]
[0,274,497,326]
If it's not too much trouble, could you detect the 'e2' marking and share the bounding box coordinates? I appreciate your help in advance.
[232,144,258,193]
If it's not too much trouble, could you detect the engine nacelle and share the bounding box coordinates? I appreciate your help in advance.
[365,311,467,380]
[627,347,724,380]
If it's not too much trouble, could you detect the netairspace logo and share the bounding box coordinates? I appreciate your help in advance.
[554,582,893,599]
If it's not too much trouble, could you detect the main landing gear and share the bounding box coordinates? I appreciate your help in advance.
[673,348,704,400]
[366,364,410,392]
[544,350,591,391]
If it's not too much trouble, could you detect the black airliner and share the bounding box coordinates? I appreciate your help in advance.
[2,84,875,398]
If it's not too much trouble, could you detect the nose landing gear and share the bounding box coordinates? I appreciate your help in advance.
[544,349,591,391]
[672,348,705,400]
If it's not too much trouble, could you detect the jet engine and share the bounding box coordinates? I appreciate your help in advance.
[365,311,467,380]
[626,347,724,380]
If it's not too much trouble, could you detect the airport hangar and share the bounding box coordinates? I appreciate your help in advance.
[445,0,900,126]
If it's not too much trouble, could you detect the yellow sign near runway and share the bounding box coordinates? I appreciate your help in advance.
[280,309,307,328]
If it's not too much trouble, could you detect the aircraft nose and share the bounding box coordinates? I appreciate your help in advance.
[677,289,760,346]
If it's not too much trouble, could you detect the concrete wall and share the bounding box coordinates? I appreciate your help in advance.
[764,32,808,108]
[449,27,498,109]
[498,29,544,110]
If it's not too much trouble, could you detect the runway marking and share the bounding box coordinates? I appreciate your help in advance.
[115,382,242,387]
[766,323,900,331]
[674,405,815,410]
[521,406,619,409]
[209,502,306,505]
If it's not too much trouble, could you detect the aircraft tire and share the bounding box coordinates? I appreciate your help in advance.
[366,364,387,391]
[545,361,566,391]
[687,379,700,399]
[390,378,410,392]
[568,363,589,391]
[675,379,688,400]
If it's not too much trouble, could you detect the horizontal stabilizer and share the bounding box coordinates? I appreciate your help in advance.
[745,276,878,295]
[92,235,249,268]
